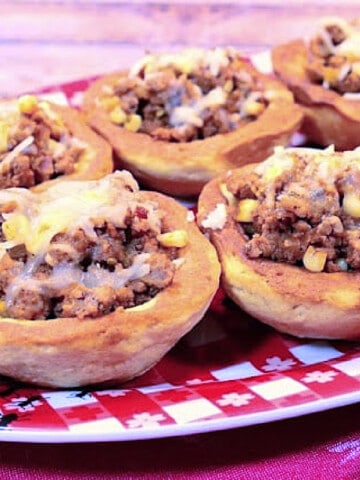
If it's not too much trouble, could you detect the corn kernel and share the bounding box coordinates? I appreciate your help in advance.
[156,108,165,118]
[157,230,188,248]
[0,121,9,153]
[344,53,359,63]
[236,199,259,222]
[100,96,120,111]
[224,80,234,93]
[109,106,127,125]
[176,59,194,74]
[124,114,142,132]
[303,245,327,272]
[263,164,284,182]
[243,100,265,117]
[323,67,338,84]
[0,300,7,315]
[2,214,30,242]
[17,94,38,114]
[343,192,360,218]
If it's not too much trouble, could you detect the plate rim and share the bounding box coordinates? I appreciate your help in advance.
[0,382,359,444]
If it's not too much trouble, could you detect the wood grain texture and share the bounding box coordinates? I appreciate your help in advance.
[1,1,360,96]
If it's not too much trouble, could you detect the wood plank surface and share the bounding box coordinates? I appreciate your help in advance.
[1,1,360,96]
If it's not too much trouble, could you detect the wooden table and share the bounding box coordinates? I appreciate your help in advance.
[1,1,360,96]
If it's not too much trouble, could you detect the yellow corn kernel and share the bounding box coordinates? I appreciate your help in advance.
[0,300,6,315]
[2,214,30,242]
[157,230,188,248]
[0,121,9,153]
[124,114,142,132]
[303,246,327,272]
[17,94,38,114]
[109,106,127,125]
[176,59,194,74]
[224,80,234,93]
[243,100,265,117]
[236,199,259,222]
[323,67,339,84]
[263,164,284,182]
[156,108,165,118]
[343,192,360,218]
[100,96,120,111]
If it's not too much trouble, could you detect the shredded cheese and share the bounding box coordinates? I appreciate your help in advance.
[0,135,34,172]
[0,171,188,316]
[317,17,360,61]
[128,47,257,130]
[201,203,227,230]
[255,146,360,189]
[130,47,232,78]
[254,146,295,180]
[169,86,227,128]
[0,171,156,258]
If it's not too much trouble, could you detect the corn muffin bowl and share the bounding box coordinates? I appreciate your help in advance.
[0,171,220,388]
[272,16,360,150]
[82,47,302,198]
[0,94,113,192]
[197,146,360,340]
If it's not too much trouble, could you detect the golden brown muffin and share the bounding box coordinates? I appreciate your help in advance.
[197,145,360,340]
[82,47,302,197]
[0,171,220,387]
[272,16,360,150]
[0,94,113,191]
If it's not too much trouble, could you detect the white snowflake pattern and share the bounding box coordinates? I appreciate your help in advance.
[262,356,296,372]
[186,378,204,385]
[95,389,129,397]
[328,439,360,465]
[301,370,338,384]
[69,91,84,107]
[126,412,166,429]
[3,396,43,412]
[217,392,255,407]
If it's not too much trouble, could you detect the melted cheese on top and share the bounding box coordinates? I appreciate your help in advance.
[318,16,360,61]
[254,145,360,186]
[0,170,160,258]
[0,97,87,175]
[130,47,232,78]
[125,47,269,131]
[0,171,167,304]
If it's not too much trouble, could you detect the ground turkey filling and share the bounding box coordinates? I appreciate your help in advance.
[0,96,85,188]
[307,17,360,94]
[225,147,360,273]
[0,172,180,320]
[98,48,269,142]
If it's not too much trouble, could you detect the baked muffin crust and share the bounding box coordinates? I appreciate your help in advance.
[197,146,360,340]
[83,48,302,197]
